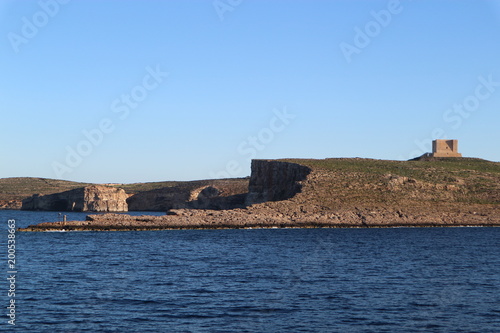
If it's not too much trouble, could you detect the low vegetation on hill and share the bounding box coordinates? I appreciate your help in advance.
[281,157,500,210]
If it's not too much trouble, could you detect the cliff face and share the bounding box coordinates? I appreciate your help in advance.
[246,160,311,205]
[127,186,189,211]
[83,186,128,212]
[22,185,128,212]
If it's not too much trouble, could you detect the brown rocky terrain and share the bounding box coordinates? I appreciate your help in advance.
[19,157,500,231]
[0,200,22,210]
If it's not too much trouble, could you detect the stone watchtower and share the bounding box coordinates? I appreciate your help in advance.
[431,139,462,157]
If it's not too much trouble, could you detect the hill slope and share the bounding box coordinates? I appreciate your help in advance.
[282,157,500,207]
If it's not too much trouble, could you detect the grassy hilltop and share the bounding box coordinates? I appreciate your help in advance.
[0,178,91,201]
[278,157,500,211]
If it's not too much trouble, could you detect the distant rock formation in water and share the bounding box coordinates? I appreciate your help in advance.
[22,185,128,212]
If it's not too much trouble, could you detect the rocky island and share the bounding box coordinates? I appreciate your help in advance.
[15,156,500,231]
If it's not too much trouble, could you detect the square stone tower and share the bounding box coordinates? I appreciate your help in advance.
[431,139,462,157]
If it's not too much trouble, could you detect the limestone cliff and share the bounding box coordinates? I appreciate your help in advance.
[246,160,311,205]
[22,185,128,212]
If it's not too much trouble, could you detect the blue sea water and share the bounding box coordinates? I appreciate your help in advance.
[1,210,500,332]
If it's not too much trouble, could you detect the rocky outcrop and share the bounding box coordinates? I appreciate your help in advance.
[22,185,128,212]
[246,160,311,205]
[18,204,500,231]
[82,186,128,212]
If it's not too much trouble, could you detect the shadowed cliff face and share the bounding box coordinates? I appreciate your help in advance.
[246,160,312,205]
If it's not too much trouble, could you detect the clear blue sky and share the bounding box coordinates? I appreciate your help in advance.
[1,0,499,183]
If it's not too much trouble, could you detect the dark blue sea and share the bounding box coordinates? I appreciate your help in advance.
[1,210,500,332]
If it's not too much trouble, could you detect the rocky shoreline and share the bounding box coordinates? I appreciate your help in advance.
[18,204,500,232]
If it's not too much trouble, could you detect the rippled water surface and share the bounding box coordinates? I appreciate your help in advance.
[1,211,500,332]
